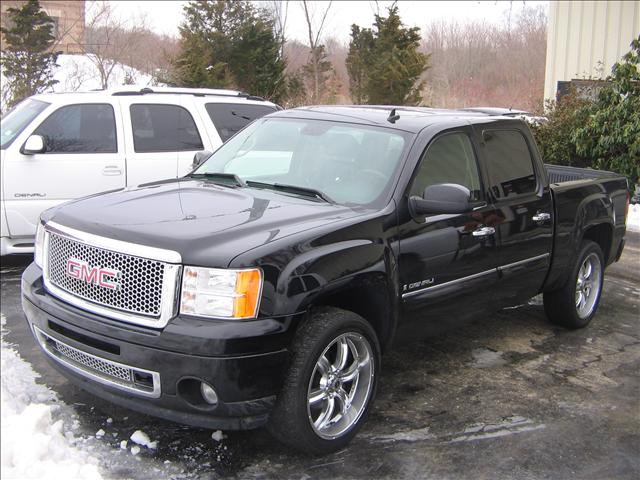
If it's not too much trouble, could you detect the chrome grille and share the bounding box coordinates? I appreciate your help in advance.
[47,233,165,317]
[33,326,161,398]
[55,340,131,382]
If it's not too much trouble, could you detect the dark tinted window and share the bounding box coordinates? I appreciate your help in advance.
[205,103,276,142]
[130,104,203,153]
[34,104,116,153]
[483,130,537,198]
[410,132,482,201]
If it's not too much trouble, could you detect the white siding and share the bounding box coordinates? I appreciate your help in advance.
[544,0,640,100]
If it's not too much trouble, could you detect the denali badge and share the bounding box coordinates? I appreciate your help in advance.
[66,258,119,290]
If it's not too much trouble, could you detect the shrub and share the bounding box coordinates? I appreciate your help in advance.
[572,35,640,187]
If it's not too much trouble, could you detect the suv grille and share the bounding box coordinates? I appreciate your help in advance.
[48,233,165,317]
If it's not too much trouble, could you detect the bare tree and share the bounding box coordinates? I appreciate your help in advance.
[78,1,148,89]
[301,0,332,103]
[268,1,289,58]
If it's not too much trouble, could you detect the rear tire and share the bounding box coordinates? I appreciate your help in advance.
[543,240,604,329]
[268,307,380,454]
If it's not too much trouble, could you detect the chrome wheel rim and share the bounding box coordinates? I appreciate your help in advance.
[575,252,602,319]
[307,332,374,440]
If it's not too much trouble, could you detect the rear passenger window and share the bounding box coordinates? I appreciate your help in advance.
[130,104,203,153]
[34,104,116,153]
[205,103,276,142]
[483,130,537,198]
[410,132,482,202]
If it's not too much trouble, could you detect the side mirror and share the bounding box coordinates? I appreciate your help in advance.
[23,135,46,155]
[409,183,472,216]
[192,150,212,170]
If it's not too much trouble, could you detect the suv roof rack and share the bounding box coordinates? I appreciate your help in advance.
[110,86,266,102]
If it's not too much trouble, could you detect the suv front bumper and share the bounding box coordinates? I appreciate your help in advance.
[21,262,300,430]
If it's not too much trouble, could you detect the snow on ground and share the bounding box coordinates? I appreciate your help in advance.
[0,314,103,479]
[1,54,157,111]
[628,203,640,233]
[52,54,155,93]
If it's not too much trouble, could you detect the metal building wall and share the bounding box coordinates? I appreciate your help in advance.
[544,0,640,100]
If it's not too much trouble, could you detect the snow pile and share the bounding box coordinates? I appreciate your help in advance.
[1,315,103,479]
[130,430,157,449]
[52,54,155,93]
[1,54,157,111]
[628,203,640,233]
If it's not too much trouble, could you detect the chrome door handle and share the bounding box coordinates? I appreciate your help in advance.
[532,212,551,223]
[472,226,495,237]
[102,165,122,176]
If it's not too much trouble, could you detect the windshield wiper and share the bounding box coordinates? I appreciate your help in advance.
[246,181,335,204]
[188,172,247,188]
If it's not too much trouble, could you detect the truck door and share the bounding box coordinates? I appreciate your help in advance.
[398,129,500,326]
[3,102,125,240]
[477,127,553,307]
[119,96,209,186]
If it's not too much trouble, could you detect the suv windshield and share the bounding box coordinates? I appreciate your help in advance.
[193,118,411,206]
[1,99,50,149]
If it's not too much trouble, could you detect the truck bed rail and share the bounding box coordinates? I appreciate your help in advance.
[545,164,619,184]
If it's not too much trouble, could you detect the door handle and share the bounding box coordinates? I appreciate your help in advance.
[102,165,122,176]
[472,226,495,237]
[532,212,551,223]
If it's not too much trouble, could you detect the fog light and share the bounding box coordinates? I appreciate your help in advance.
[200,382,218,405]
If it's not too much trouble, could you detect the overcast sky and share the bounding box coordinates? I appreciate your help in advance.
[112,1,549,43]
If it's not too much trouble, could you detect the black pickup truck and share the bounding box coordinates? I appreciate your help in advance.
[22,106,630,454]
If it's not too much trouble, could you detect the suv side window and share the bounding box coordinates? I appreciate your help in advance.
[410,132,482,201]
[483,129,537,199]
[205,103,277,142]
[34,104,117,153]
[130,104,203,153]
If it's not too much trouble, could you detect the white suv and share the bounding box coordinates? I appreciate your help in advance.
[0,87,279,255]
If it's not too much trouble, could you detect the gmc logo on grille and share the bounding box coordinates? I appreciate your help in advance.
[66,258,119,290]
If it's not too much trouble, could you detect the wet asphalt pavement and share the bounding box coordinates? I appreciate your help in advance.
[1,233,638,480]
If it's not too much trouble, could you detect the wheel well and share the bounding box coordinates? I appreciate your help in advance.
[311,283,394,352]
[582,223,612,262]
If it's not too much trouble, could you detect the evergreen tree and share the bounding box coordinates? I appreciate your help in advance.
[346,6,429,105]
[174,0,287,103]
[0,0,58,110]
[346,25,374,104]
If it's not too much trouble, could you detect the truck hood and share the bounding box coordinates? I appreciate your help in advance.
[45,179,366,266]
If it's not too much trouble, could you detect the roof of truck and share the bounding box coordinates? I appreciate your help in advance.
[272,105,522,133]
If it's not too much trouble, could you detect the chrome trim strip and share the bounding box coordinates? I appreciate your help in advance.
[497,253,550,272]
[402,253,551,300]
[45,221,182,264]
[402,268,495,299]
[32,325,161,398]
[42,224,181,328]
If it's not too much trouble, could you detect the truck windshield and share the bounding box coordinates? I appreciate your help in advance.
[1,99,50,149]
[193,118,411,206]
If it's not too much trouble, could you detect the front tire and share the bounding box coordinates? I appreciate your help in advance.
[543,240,604,329]
[268,307,380,454]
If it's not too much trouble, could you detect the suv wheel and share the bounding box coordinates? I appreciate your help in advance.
[543,240,604,329]
[268,307,380,454]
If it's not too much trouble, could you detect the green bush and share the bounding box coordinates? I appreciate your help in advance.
[572,36,640,187]
[530,93,593,169]
[531,35,639,188]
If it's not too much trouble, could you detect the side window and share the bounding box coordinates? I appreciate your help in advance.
[205,103,276,142]
[130,104,203,153]
[34,104,117,153]
[483,130,537,199]
[410,132,482,201]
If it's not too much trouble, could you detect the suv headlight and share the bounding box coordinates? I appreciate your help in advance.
[180,267,263,319]
[34,220,45,268]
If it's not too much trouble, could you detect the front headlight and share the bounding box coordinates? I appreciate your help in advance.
[180,267,263,319]
[34,220,45,268]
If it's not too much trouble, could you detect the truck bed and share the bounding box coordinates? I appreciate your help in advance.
[545,164,621,184]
